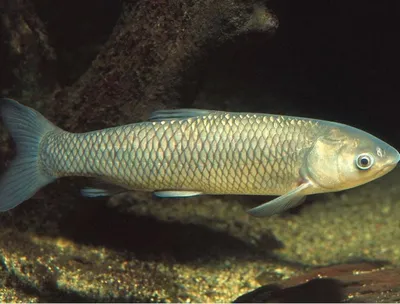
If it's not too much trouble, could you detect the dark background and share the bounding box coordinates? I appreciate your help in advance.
[1,0,399,143]
[200,0,400,146]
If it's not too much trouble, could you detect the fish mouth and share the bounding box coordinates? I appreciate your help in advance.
[375,162,397,177]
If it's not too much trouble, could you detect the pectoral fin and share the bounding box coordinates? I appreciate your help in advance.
[247,182,311,217]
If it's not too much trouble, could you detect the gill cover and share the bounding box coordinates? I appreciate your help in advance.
[305,128,346,190]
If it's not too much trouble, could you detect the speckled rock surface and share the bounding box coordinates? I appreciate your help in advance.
[0,167,400,302]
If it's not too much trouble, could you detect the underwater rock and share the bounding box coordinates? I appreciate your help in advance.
[0,0,57,106]
[234,262,400,303]
[47,0,278,131]
[234,278,344,303]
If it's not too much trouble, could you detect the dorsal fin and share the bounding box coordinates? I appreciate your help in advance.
[148,109,213,122]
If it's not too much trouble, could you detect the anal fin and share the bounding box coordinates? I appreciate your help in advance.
[154,190,203,198]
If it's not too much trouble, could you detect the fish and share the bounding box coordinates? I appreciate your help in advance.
[0,98,398,216]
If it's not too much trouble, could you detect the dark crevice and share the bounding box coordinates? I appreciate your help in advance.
[31,0,122,86]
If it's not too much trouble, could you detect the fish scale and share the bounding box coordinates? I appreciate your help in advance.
[39,112,320,195]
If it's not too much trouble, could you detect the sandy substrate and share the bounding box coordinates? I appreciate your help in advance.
[0,167,399,302]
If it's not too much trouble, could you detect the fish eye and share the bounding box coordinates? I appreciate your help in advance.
[356,153,374,170]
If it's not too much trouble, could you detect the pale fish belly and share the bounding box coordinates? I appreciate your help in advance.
[40,113,320,195]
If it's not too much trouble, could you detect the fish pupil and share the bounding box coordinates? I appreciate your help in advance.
[360,157,369,166]
[356,153,374,170]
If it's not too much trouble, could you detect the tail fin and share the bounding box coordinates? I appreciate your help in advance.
[0,98,58,211]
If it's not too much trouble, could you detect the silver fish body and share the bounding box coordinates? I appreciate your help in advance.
[43,112,322,195]
[0,98,398,216]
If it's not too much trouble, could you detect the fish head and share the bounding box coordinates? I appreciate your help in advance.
[306,124,399,192]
